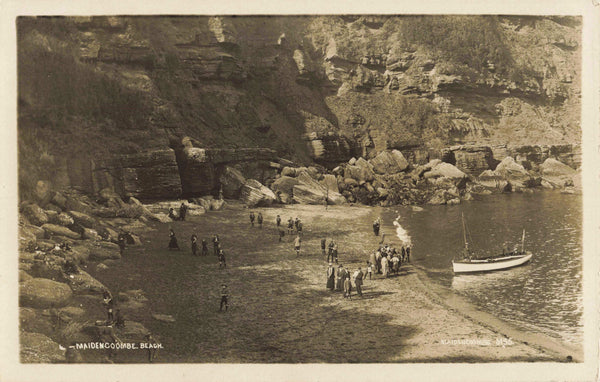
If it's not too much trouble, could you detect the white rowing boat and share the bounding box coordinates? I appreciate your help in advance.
[452,214,532,274]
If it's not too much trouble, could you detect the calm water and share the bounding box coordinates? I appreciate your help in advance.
[382,191,583,345]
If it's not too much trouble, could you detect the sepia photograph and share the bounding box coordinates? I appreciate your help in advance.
[2,0,599,381]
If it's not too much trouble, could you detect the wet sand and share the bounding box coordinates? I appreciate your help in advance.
[89,202,581,363]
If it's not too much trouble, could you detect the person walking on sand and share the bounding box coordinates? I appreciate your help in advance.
[212,234,220,256]
[353,268,364,297]
[321,238,327,257]
[257,212,263,228]
[168,229,180,251]
[294,217,300,231]
[218,250,226,268]
[297,221,303,237]
[373,219,380,236]
[191,234,198,256]
[287,217,294,234]
[327,263,335,291]
[276,215,281,228]
[201,238,209,256]
[249,212,255,227]
[220,284,229,312]
[294,235,301,256]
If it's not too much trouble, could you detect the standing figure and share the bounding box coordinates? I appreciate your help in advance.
[336,265,345,292]
[278,229,285,242]
[276,215,281,228]
[145,334,158,363]
[168,208,178,221]
[191,234,198,256]
[179,203,188,221]
[294,235,301,256]
[117,233,126,256]
[406,245,411,262]
[353,268,364,297]
[321,238,327,257]
[220,284,229,312]
[213,235,220,256]
[294,217,300,231]
[297,221,303,237]
[373,219,380,236]
[249,212,255,227]
[365,261,373,280]
[332,242,338,264]
[328,241,335,263]
[201,238,209,256]
[392,253,400,274]
[375,249,382,274]
[327,263,336,291]
[287,218,294,234]
[168,229,180,251]
[381,255,389,278]
[218,250,226,268]
[257,212,263,228]
[343,274,352,299]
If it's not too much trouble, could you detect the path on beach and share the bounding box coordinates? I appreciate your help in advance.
[92,203,570,363]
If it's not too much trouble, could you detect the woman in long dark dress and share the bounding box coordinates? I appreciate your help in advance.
[191,234,198,256]
[326,263,335,291]
[168,229,180,250]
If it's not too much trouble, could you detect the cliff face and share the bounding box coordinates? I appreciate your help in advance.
[17,16,581,198]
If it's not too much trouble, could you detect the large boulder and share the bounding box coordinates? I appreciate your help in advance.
[50,212,75,227]
[539,158,576,179]
[492,157,533,189]
[280,166,297,177]
[369,150,409,174]
[22,204,49,226]
[41,224,81,240]
[292,184,326,205]
[20,278,73,309]
[66,270,107,295]
[20,332,65,363]
[477,170,510,191]
[87,241,121,261]
[424,162,468,180]
[19,225,41,251]
[270,176,301,195]
[219,166,246,199]
[320,174,340,194]
[240,179,277,207]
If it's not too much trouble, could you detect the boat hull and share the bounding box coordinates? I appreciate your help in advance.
[452,252,532,274]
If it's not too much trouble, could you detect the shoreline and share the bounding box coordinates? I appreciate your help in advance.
[86,201,581,363]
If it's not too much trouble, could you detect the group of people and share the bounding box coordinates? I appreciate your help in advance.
[326,263,364,298]
[368,243,411,278]
[168,203,189,221]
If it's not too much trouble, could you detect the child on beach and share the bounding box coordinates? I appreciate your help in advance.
[218,250,226,268]
[294,235,301,256]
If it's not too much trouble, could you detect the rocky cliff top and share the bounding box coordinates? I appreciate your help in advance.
[18,16,581,198]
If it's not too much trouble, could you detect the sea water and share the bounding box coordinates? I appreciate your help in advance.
[383,191,583,345]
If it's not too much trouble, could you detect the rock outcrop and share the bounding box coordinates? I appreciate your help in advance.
[20,278,73,309]
[240,179,277,207]
[369,150,409,175]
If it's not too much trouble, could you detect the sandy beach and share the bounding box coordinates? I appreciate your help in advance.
[87,202,581,363]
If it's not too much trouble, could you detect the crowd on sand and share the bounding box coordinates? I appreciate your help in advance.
[163,203,413,310]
